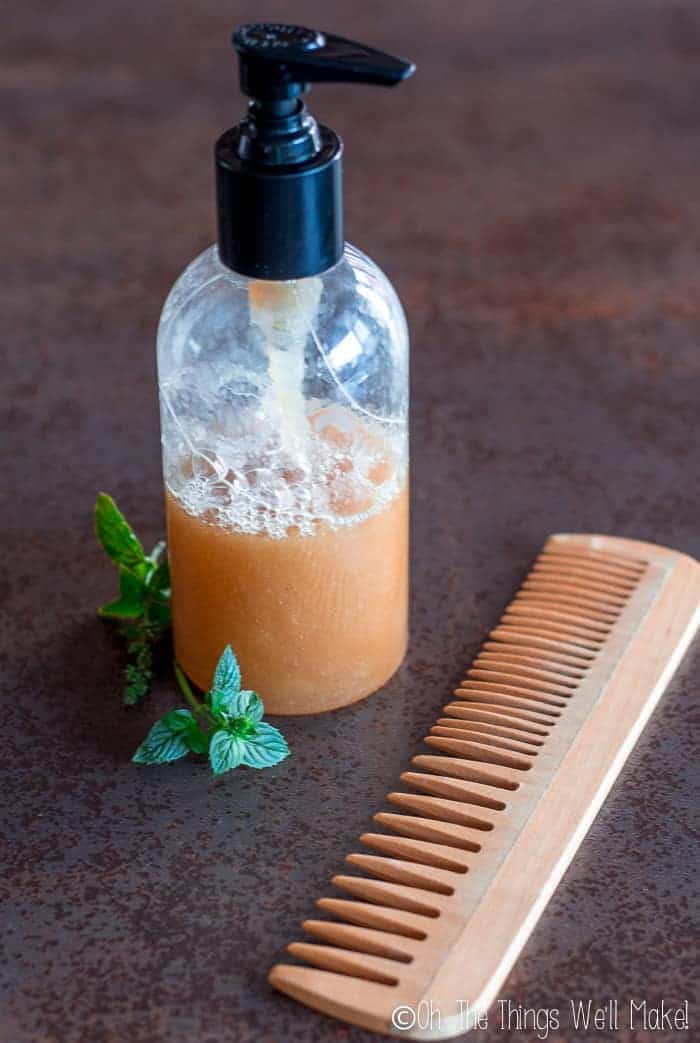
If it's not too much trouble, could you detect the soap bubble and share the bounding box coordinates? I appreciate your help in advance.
[191,449,228,481]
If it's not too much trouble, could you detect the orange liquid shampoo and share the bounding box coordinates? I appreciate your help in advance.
[166,412,409,714]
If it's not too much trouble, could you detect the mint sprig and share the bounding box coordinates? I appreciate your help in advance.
[133,646,290,775]
[95,493,171,704]
[94,495,290,775]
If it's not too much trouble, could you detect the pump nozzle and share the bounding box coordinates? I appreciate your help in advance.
[233,23,415,99]
[216,23,415,280]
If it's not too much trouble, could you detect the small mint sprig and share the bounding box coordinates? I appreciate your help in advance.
[94,493,172,705]
[133,646,290,775]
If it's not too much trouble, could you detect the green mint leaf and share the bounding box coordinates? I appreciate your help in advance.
[160,708,210,755]
[240,690,264,723]
[132,711,192,765]
[98,567,146,619]
[240,721,290,769]
[184,724,210,755]
[213,645,241,694]
[208,729,247,775]
[216,688,264,722]
[160,708,196,733]
[210,646,241,713]
[95,493,146,572]
[94,494,172,705]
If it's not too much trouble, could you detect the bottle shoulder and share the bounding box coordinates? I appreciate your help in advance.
[157,243,408,383]
[159,244,405,326]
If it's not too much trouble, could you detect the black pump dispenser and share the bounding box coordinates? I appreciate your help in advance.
[215,24,414,281]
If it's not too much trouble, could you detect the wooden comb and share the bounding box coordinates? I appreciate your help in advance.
[269,534,700,1039]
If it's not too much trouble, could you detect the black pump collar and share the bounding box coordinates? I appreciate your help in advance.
[215,23,414,281]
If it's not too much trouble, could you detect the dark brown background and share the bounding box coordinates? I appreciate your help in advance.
[3,2,699,1041]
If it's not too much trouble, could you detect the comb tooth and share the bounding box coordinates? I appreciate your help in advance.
[424,734,533,771]
[452,690,562,721]
[459,675,567,700]
[287,942,401,986]
[373,811,484,851]
[531,563,637,594]
[538,557,638,582]
[473,655,581,685]
[359,832,471,872]
[399,772,507,811]
[489,626,597,659]
[513,591,619,624]
[331,875,445,917]
[434,718,544,747]
[316,897,430,939]
[534,555,640,581]
[412,753,524,790]
[466,668,575,696]
[387,791,495,829]
[535,550,643,576]
[519,579,630,604]
[501,612,607,644]
[498,620,603,650]
[503,603,612,635]
[443,700,552,731]
[534,554,638,579]
[522,577,627,608]
[268,965,398,1033]
[455,685,565,714]
[301,919,417,962]
[454,688,563,721]
[481,640,591,670]
[430,725,540,756]
[346,853,457,895]
[536,565,642,591]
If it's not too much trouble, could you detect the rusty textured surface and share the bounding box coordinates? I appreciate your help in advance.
[3,2,699,1041]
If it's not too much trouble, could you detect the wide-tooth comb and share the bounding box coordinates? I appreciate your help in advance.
[269,534,700,1039]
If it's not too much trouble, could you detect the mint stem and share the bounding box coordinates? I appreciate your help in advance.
[174,661,218,729]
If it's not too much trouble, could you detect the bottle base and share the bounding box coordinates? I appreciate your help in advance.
[177,636,408,716]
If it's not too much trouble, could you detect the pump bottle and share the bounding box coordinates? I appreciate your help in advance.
[157,24,414,713]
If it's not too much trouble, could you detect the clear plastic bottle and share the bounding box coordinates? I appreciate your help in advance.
[158,243,409,713]
[157,24,414,713]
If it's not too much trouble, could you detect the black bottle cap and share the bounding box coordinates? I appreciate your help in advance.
[216,24,415,281]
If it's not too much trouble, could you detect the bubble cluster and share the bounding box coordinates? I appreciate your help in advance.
[163,402,407,539]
